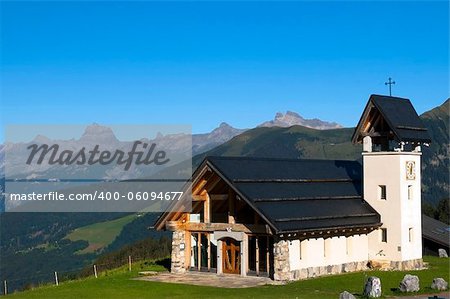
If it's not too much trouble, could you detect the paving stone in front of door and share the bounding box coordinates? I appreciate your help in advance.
[134,271,277,288]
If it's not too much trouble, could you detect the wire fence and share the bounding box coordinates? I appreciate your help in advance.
[1,255,164,296]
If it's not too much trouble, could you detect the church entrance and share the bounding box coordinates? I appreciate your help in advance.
[222,238,240,274]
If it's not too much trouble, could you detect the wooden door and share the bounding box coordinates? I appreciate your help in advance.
[222,238,240,274]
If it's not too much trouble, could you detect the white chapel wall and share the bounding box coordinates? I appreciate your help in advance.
[288,234,369,271]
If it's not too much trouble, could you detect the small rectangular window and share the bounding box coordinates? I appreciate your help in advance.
[379,185,387,200]
[381,228,387,243]
[408,185,413,200]
[409,228,413,242]
[299,240,302,260]
[299,240,306,261]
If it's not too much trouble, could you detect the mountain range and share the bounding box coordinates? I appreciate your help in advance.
[1,101,448,207]
[0,111,340,179]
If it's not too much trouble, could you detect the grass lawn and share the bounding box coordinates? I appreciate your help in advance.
[8,256,449,298]
[65,214,137,254]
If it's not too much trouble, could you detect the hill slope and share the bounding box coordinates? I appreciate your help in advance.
[194,126,360,163]
[420,99,450,205]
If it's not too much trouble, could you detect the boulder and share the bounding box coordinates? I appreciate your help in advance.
[431,278,448,291]
[399,274,420,292]
[438,248,448,258]
[339,291,356,299]
[363,276,382,297]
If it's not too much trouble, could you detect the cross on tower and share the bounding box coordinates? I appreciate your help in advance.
[385,77,395,96]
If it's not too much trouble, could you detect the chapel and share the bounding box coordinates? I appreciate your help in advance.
[154,94,431,280]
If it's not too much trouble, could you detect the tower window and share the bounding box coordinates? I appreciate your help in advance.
[409,228,413,242]
[381,228,387,243]
[379,185,387,200]
[408,185,413,200]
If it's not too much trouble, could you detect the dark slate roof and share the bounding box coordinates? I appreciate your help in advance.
[422,214,450,248]
[352,94,431,144]
[206,156,381,234]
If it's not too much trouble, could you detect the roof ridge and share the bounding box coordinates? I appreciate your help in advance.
[370,94,410,101]
[206,155,358,163]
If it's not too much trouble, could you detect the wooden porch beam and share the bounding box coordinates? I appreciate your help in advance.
[185,231,191,269]
[210,194,228,201]
[204,193,210,223]
[192,179,208,195]
[179,222,272,234]
[197,232,201,271]
[207,234,211,271]
[192,194,207,201]
[255,237,259,276]
[192,193,227,201]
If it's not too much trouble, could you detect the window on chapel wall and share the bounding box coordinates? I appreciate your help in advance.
[381,228,387,243]
[408,185,413,200]
[299,240,302,260]
[379,185,387,200]
[409,228,413,242]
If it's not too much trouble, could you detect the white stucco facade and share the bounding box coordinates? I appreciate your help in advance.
[288,234,369,271]
[363,152,422,262]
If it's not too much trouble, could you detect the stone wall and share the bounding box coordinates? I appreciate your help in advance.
[170,230,186,274]
[278,259,423,281]
[274,239,292,281]
[290,261,368,281]
[390,258,423,271]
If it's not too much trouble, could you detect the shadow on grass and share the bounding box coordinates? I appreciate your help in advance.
[155,258,171,271]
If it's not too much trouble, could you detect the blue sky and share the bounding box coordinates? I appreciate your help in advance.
[1,1,448,142]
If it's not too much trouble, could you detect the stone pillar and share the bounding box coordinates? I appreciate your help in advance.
[274,239,291,281]
[170,230,186,274]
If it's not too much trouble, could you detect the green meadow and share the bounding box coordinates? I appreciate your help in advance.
[65,214,137,254]
[8,256,449,299]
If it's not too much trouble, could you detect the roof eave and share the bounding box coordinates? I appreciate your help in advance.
[276,222,383,237]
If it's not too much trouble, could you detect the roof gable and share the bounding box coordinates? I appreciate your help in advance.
[352,94,431,144]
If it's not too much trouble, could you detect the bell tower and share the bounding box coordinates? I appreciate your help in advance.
[352,95,431,269]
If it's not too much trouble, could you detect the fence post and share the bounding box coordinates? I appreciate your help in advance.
[3,280,7,295]
[128,256,132,272]
[54,272,59,286]
[93,265,98,278]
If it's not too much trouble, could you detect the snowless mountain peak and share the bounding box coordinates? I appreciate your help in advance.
[259,111,342,130]
[80,124,119,144]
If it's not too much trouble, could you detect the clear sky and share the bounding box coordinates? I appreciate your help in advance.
[1,1,448,142]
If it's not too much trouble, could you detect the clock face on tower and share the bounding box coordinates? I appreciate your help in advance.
[406,161,416,180]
